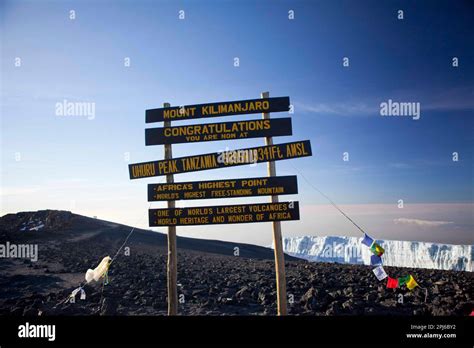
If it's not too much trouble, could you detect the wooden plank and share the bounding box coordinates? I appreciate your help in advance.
[145,118,292,145]
[129,140,312,179]
[163,102,178,316]
[262,91,288,316]
[146,96,290,123]
[149,201,300,227]
[148,175,298,201]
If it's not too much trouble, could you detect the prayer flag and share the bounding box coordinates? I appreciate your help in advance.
[386,277,399,289]
[406,275,419,290]
[370,242,385,257]
[362,234,374,247]
[398,275,411,286]
[372,265,388,281]
[370,254,383,266]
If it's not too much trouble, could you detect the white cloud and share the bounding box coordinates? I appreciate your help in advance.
[295,102,377,116]
[0,186,41,196]
[294,85,474,117]
[393,218,454,227]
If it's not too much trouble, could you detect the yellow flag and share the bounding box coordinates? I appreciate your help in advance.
[406,275,419,290]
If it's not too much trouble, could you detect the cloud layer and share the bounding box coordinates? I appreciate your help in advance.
[393,218,454,227]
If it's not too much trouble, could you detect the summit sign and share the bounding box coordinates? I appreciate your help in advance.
[129,140,311,179]
[129,93,312,316]
[145,118,292,145]
[146,97,290,123]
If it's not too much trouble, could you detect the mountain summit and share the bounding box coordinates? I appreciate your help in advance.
[0,210,472,316]
[0,210,292,260]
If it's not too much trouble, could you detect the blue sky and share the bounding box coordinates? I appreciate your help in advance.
[1,0,473,245]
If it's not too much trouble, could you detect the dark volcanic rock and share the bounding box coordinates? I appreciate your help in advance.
[300,287,319,310]
[1,210,473,316]
[101,298,118,316]
[234,286,251,301]
[23,306,39,316]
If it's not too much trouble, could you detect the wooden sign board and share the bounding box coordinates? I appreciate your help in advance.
[146,96,290,123]
[148,175,298,201]
[129,140,312,179]
[145,118,292,145]
[149,201,300,227]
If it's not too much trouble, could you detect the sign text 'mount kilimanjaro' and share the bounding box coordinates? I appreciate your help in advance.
[145,96,290,123]
[129,140,312,179]
[145,118,292,145]
[148,175,298,201]
[149,201,300,226]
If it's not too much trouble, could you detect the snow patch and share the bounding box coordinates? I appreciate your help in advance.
[20,219,45,232]
[281,236,473,272]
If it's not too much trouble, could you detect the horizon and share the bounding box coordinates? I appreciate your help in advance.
[1,0,473,246]
[2,205,473,248]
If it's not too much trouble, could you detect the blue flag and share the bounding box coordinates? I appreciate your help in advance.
[370,254,382,266]
[362,234,374,247]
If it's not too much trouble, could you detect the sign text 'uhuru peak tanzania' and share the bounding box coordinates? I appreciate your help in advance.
[129,140,311,179]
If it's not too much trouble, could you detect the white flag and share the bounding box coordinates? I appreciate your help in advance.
[372,265,388,281]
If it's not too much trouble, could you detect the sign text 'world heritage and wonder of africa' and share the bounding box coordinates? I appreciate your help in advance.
[149,201,300,226]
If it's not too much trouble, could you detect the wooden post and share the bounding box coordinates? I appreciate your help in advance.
[163,102,178,316]
[261,91,288,316]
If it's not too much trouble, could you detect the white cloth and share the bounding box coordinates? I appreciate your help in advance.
[85,256,112,283]
[69,286,86,301]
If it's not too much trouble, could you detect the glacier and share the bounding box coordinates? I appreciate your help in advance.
[282,236,473,272]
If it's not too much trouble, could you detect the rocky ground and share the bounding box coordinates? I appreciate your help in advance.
[0,210,472,316]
